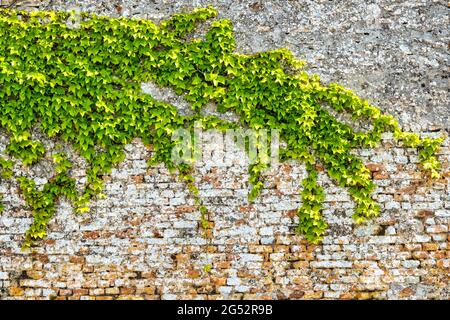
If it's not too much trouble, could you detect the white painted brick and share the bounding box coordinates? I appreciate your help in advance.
[310,261,352,268]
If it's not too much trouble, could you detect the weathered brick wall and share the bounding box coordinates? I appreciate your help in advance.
[0,0,449,300]
[0,133,448,300]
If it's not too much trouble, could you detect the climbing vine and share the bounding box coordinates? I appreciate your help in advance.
[0,157,14,214]
[0,6,445,248]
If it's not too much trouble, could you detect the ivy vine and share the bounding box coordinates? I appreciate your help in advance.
[0,7,445,248]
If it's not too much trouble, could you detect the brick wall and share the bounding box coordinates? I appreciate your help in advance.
[0,0,448,300]
[0,133,448,300]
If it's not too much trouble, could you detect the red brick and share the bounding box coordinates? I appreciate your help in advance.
[69,256,85,264]
[366,163,384,172]
[83,231,100,239]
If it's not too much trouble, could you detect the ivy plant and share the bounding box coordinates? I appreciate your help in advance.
[0,7,445,248]
[0,157,14,214]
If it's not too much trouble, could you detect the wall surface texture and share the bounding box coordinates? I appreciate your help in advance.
[0,0,449,300]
